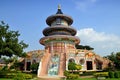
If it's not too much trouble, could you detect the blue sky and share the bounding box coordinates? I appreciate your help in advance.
[0,0,120,56]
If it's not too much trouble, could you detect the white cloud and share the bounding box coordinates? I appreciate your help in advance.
[74,0,98,11]
[76,28,120,56]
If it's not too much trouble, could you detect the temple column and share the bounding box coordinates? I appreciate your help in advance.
[66,60,68,70]
[24,58,27,71]
[58,52,66,76]
[51,42,53,54]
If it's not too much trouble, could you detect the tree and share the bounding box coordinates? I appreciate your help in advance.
[75,45,94,50]
[68,62,82,73]
[75,64,82,70]
[30,63,39,74]
[104,52,120,70]
[115,52,120,69]
[68,62,76,71]
[106,52,116,61]
[0,21,28,58]
[116,52,120,60]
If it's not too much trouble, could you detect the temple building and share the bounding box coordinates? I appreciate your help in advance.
[38,5,80,77]
[20,5,110,79]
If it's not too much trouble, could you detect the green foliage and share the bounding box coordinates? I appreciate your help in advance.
[116,52,120,60]
[68,62,76,71]
[68,62,82,71]
[75,45,94,50]
[75,64,82,70]
[67,74,79,79]
[109,71,114,78]
[114,71,120,78]
[30,63,39,73]
[0,21,28,58]
[64,71,79,79]
[0,71,16,78]
[80,71,96,76]
[1,65,8,71]
[108,71,120,78]
[10,62,23,70]
[94,72,108,78]
[104,52,120,70]
[14,73,32,80]
[64,71,70,77]
[0,71,32,79]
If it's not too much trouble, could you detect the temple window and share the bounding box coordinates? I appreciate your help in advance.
[68,58,75,63]
[51,18,68,26]
[33,59,36,64]
[56,18,61,25]
[79,59,85,65]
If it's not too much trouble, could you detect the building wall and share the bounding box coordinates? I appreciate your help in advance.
[22,49,110,72]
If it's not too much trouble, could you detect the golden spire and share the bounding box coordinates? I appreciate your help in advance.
[58,4,61,9]
[56,4,63,14]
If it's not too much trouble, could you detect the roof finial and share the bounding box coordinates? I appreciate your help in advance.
[58,4,61,9]
[56,4,63,14]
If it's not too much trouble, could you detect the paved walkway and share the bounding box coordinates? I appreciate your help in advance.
[37,76,66,80]
[80,75,94,78]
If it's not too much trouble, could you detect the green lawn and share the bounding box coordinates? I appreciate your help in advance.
[66,78,120,80]
[0,78,120,80]
[0,79,13,80]
[0,78,38,80]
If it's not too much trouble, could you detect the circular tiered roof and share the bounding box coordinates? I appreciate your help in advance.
[40,35,80,45]
[43,25,76,36]
[40,5,80,45]
[46,5,73,26]
[46,14,73,26]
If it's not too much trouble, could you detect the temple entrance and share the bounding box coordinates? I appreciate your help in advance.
[48,54,60,76]
[86,61,93,70]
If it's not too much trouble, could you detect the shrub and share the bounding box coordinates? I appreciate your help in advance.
[0,71,32,79]
[30,63,39,74]
[119,71,120,77]
[64,71,79,79]
[81,71,96,76]
[75,64,82,70]
[14,73,32,80]
[14,73,26,80]
[114,71,120,78]
[67,74,79,79]
[109,71,114,78]
[24,74,33,79]
[64,71,70,77]
[0,71,16,78]
[1,65,8,71]
[68,62,76,71]
[94,72,108,78]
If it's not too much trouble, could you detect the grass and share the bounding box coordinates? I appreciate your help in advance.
[0,78,13,80]
[0,77,120,80]
[0,77,38,80]
[66,78,120,80]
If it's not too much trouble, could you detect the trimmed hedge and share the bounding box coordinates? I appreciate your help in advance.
[81,71,96,76]
[14,73,32,80]
[0,71,32,79]
[67,74,79,79]
[64,71,79,79]
[109,71,114,78]
[114,71,120,78]
[94,72,108,78]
